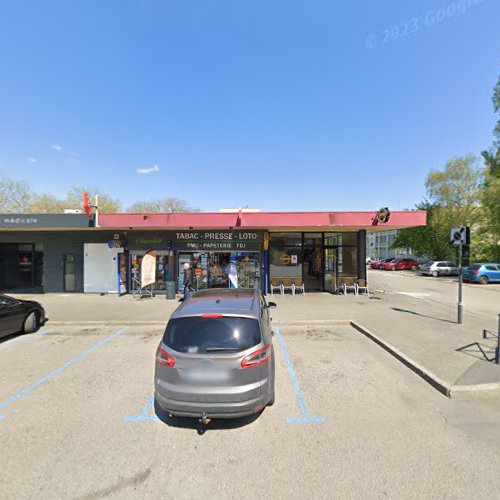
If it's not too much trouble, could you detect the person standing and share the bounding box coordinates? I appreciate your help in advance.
[182,262,194,300]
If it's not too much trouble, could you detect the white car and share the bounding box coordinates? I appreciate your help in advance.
[419,261,459,277]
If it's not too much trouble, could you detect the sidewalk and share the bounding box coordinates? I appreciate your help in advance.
[10,289,500,395]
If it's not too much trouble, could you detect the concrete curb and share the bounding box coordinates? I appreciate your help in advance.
[349,321,452,397]
[48,321,166,326]
[274,319,350,327]
[349,321,500,400]
[449,383,500,400]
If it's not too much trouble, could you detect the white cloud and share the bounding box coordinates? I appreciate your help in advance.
[50,143,63,151]
[27,156,36,163]
[136,164,160,175]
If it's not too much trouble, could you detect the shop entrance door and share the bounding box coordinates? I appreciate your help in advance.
[324,247,338,293]
[303,234,323,291]
[178,252,261,291]
[64,255,76,292]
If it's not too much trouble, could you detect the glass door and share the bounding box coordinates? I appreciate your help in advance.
[324,247,338,293]
[178,253,209,291]
[64,255,76,292]
[303,234,323,291]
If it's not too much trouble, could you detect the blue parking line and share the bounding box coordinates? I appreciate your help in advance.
[274,329,325,424]
[0,329,55,352]
[124,395,160,422]
[125,330,325,425]
[0,327,126,420]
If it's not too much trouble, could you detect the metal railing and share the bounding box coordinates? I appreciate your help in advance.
[482,314,500,365]
[456,314,499,365]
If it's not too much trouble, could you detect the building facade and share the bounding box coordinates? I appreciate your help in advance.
[0,210,426,294]
[366,230,414,261]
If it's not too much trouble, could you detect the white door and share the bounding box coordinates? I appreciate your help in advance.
[84,243,123,293]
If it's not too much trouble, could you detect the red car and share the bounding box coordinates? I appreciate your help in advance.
[382,258,419,271]
[371,258,395,269]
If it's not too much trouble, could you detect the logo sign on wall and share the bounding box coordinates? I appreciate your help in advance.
[141,251,157,288]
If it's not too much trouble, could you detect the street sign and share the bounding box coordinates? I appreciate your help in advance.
[450,227,470,246]
[450,226,471,325]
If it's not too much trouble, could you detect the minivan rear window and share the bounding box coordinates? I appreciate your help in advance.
[163,317,261,354]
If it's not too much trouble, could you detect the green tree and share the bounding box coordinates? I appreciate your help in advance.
[393,155,484,261]
[479,75,500,261]
[127,197,199,213]
[65,186,122,213]
[392,201,455,261]
[27,194,66,213]
[0,176,33,212]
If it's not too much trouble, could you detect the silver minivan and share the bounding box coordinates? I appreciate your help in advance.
[155,288,276,419]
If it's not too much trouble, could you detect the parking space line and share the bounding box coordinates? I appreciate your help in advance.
[0,328,126,420]
[274,329,325,424]
[125,330,326,425]
[0,329,55,353]
[124,396,159,422]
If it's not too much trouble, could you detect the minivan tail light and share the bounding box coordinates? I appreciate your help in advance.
[201,313,223,318]
[241,344,271,369]
[156,345,175,367]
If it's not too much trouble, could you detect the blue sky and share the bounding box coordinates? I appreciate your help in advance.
[0,0,499,212]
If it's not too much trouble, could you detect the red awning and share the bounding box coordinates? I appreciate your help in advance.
[98,211,426,231]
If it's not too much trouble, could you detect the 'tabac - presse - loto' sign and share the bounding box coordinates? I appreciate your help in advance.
[174,231,264,251]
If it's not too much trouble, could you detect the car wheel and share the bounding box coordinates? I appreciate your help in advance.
[391,266,397,271]
[411,266,418,271]
[478,275,489,285]
[23,311,38,334]
[432,271,439,277]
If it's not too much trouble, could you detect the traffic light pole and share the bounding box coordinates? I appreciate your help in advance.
[457,244,463,324]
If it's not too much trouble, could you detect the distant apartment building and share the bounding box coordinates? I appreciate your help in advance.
[366,230,413,261]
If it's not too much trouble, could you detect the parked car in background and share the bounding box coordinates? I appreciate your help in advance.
[155,288,276,420]
[371,258,395,269]
[0,294,46,339]
[420,261,459,277]
[382,258,420,271]
[463,263,500,284]
[380,258,400,270]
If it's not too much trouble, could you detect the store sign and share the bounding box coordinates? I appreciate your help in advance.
[135,236,165,246]
[174,231,263,251]
[0,214,91,228]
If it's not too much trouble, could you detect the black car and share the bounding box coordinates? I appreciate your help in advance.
[0,293,46,339]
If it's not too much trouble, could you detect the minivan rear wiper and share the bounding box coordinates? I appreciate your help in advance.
[205,347,239,352]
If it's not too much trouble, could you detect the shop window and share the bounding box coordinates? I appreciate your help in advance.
[269,233,302,281]
[325,232,357,246]
[338,246,357,277]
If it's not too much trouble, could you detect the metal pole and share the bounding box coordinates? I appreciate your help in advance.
[94,194,99,227]
[496,314,500,365]
[457,244,463,324]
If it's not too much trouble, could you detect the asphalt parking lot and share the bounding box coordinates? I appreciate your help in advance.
[2,320,500,499]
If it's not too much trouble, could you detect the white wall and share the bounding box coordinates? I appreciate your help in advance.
[84,243,123,293]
